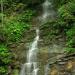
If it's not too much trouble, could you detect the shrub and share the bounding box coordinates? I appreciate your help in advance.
[0,44,11,75]
[4,20,30,42]
[66,26,75,52]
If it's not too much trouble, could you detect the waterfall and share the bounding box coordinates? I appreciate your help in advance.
[20,29,39,75]
[42,0,52,19]
[41,0,56,22]
[42,0,56,75]
[27,29,39,62]
[20,0,56,75]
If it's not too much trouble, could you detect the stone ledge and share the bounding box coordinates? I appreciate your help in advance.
[48,53,75,75]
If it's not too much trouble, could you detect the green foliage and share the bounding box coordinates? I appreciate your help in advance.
[5,20,30,42]
[66,26,75,52]
[57,1,75,52]
[58,2,75,21]
[67,26,75,38]
[0,0,39,74]
[1,0,75,75]
[17,10,35,23]
[0,66,7,75]
[3,9,34,42]
[0,13,4,22]
[0,44,11,64]
[65,47,75,53]
[53,0,75,8]
[0,44,11,75]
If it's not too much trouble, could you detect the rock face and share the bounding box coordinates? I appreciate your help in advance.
[10,28,36,62]
[47,53,75,75]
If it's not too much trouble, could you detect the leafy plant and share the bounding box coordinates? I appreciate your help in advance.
[17,10,35,22]
[4,20,30,42]
[0,66,7,75]
[66,26,75,52]
[0,44,11,64]
[58,1,75,20]
[0,44,11,75]
[3,9,34,42]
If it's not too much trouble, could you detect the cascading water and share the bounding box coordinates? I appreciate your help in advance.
[27,29,39,63]
[20,29,39,75]
[41,0,56,22]
[41,0,56,75]
[42,0,52,19]
[20,0,56,75]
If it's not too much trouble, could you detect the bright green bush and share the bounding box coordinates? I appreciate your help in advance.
[58,2,75,20]
[0,44,11,64]
[66,26,75,52]
[4,9,34,42]
[5,20,30,42]
[0,44,11,75]
[17,10,35,23]
[57,1,75,53]
[0,66,7,75]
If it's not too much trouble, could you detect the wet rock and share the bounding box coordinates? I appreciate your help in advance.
[58,61,66,65]
[47,53,75,75]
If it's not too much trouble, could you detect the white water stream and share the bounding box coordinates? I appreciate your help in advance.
[41,0,56,22]
[20,29,39,75]
[20,0,55,75]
